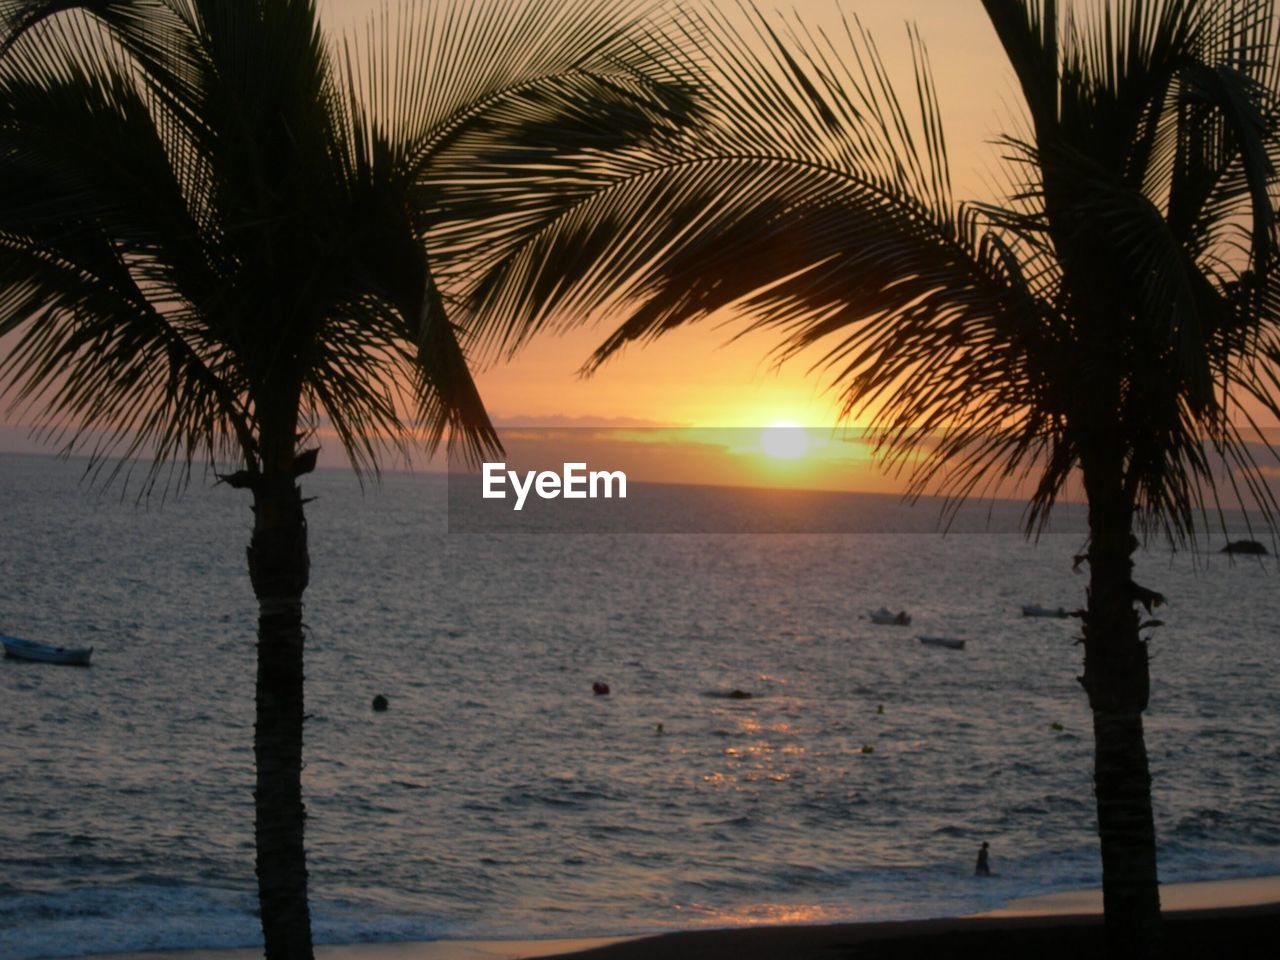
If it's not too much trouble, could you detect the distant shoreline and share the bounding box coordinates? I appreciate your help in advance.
[63,875,1280,960]
[5,448,1274,537]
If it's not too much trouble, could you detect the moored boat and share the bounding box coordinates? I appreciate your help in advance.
[1021,604,1069,618]
[869,607,911,626]
[1,635,93,666]
[918,636,965,651]
[1221,539,1268,556]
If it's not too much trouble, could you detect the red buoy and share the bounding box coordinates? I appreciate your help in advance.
[592,681,610,695]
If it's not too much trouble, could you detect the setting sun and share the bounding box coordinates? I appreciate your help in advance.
[760,422,809,460]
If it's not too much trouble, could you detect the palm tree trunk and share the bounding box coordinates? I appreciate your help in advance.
[247,471,315,960]
[1081,454,1163,959]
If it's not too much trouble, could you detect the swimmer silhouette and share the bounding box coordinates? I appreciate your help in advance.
[975,841,991,876]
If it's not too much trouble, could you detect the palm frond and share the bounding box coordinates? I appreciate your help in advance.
[337,0,694,198]
[976,0,1280,536]
[2,0,584,483]
[428,2,1068,519]
[440,3,977,354]
[0,39,251,483]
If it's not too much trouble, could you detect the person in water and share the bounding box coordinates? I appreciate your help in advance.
[975,841,991,876]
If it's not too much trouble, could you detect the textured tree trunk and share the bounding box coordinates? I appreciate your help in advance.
[247,470,315,960]
[1080,453,1163,959]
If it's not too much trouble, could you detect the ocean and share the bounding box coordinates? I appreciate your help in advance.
[1,452,1278,958]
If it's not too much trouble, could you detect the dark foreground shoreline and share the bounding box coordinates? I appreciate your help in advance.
[543,904,1280,959]
[65,879,1280,960]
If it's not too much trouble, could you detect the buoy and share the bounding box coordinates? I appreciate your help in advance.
[592,681,610,695]
[1050,721,1064,731]
[877,704,884,715]
[371,694,389,712]
[655,722,664,734]
[861,744,875,754]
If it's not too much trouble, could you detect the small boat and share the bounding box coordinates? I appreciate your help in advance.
[869,607,911,626]
[1021,604,1070,619]
[1221,539,1268,556]
[918,636,965,651]
[2,635,93,666]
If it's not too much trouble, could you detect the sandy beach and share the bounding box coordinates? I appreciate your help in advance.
[69,875,1280,960]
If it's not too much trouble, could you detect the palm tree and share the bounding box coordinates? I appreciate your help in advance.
[0,1,686,955]
[444,1,1280,955]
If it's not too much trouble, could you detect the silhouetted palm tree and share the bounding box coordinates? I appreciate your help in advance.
[0,1,685,956]
[448,1,1279,955]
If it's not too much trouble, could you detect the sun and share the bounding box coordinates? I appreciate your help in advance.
[760,422,809,460]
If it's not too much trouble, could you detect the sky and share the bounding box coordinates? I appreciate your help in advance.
[1,0,1021,493]
[338,0,1022,494]
[4,1,1265,502]
[442,0,1017,432]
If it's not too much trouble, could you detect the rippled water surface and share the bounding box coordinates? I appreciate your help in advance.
[1,453,1278,958]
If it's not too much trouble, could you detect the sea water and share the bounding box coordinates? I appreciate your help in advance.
[1,452,1278,958]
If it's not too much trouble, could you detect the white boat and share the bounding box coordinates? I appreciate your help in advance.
[918,636,965,651]
[2,635,93,666]
[869,607,911,626]
[1021,604,1069,618]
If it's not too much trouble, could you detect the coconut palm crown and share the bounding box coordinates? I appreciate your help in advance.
[441,1,1280,956]
[0,1,689,956]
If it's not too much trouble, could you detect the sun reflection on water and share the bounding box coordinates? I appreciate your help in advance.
[699,701,817,787]
[675,901,846,926]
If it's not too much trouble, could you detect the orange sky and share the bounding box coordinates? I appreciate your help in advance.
[22,1,1252,504]
[307,0,1016,435]
[1,1,1019,493]
[426,1,1024,496]
[450,0,1016,432]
